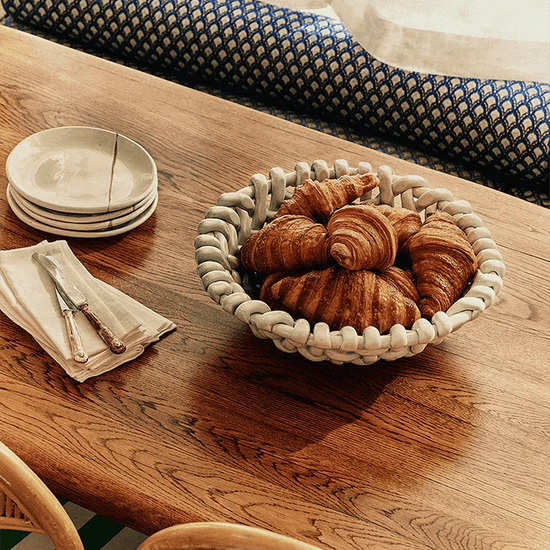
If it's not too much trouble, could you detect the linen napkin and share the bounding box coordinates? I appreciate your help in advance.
[0,240,176,382]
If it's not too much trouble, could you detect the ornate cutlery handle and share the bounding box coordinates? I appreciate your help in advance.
[62,309,88,363]
[79,304,127,354]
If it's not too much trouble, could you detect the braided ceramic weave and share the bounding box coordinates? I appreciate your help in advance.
[195,160,505,365]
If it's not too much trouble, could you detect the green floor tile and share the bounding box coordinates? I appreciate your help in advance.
[77,514,126,550]
[0,531,29,550]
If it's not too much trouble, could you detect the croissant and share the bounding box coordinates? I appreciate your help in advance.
[239,214,332,274]
[408,211,477,317]
[274,173,379,223]
[376,205,422,256]
[377,266,420,304]
[260,266,420,334]
[327,204,398,270]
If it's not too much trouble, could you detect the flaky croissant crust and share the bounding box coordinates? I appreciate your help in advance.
[408,211,478,318]
[239,214,331,274]
[328,204,398,271]
[274,172,379,223]
[239,186,478,334]
[376,204,422,256]
[261,266,421,334]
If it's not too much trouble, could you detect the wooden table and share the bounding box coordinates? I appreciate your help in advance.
[1,26,549,550]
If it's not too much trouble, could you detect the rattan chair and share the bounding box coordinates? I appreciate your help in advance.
[137,522,323,550]
[1,443,322,550]
[0,441,84,550]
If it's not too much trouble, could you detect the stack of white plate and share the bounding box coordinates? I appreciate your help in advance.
[5,126,159,238]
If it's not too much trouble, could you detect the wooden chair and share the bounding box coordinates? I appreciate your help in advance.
[137,522,324,550]
[0,441,84,550]
[1,442,321,550]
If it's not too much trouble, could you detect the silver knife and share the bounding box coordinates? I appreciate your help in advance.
[32,253,127,354]
[55,286,88,363]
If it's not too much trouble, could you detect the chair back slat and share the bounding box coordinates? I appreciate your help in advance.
[0,442,85,549]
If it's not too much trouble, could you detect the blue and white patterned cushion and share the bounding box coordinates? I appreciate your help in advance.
[3,0,549,206]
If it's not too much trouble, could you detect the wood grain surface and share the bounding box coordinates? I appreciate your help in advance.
[0,26,549,550]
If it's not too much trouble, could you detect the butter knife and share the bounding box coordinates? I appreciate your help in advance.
[55,286,88,363]
[32,253,127,354]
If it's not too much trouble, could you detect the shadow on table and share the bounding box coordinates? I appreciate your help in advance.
[188,329,478,488]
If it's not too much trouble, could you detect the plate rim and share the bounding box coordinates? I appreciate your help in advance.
[8,184,157,224]
[7,186,159,238]
[7,185,158,231]
[6,126,158,214]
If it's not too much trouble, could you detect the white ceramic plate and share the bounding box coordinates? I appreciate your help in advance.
[7,187,158,238]
[8,185,157,225]
[6,126,158,213]
[7,185,158,231]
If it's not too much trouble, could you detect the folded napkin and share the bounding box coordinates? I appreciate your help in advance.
[0,240,176,382]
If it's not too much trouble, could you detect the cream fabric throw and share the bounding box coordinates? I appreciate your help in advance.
[0,240,176,382]
[266,0,550,83]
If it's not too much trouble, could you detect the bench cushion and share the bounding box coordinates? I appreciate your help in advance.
[3,0,549,206]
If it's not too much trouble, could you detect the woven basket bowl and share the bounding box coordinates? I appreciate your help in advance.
[195,160,505,365]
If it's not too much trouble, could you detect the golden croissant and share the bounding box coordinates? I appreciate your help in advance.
[377,266,420,304]
[239,214,332,274]
[274,172,379,223]
[327,204,398,270]
[260,266,421,334]
[408,211,477,317]
[377,204,422,256]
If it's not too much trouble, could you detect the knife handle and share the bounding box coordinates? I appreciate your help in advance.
[62,310,88,363]
[79,304,127,354]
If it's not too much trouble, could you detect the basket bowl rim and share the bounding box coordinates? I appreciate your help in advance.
[195,160,505,365]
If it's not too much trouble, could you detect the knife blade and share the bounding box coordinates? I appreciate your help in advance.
[32,253,127,354]
[55,286,88,363]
